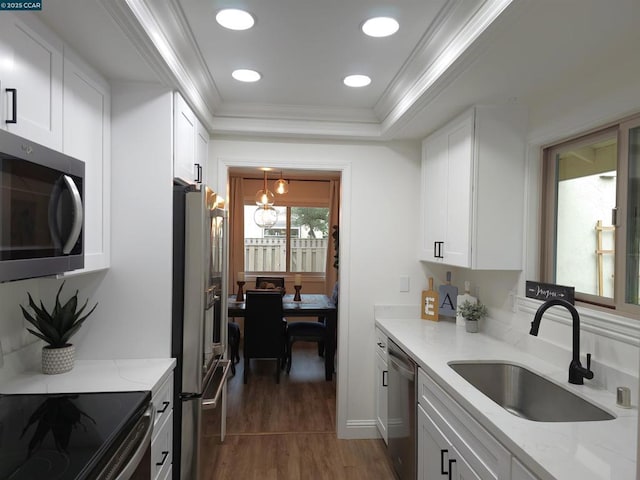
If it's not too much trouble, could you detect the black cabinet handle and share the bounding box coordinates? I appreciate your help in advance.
[382,370,388,387]
[448,459,456,480]
[440,449,448,474]
[157,401,170,414]
[195,163,202,183]
[433,241,444,259]
[156,450,169,466]
[5,88,17,124]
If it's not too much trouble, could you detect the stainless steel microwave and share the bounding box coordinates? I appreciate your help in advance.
[0,129,84,282]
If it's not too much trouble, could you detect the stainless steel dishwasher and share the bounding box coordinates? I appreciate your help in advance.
[387,339,416,480]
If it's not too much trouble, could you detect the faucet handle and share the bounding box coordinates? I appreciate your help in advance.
[586,353,592,371]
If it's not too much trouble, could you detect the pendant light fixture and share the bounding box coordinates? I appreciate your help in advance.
[254,170,275,206]
[254,204,278,228]
[274,171,289,195]
[253,169,277,228]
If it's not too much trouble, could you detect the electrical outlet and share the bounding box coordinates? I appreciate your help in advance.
[399,275,410,292]
[509,289,517,313]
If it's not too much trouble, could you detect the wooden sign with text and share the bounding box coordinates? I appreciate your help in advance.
[525,281,575,304]
[422,278,439,321]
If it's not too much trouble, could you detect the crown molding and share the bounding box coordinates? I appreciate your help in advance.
[100,0,218,127]
[210,116,382,140]
[379,0,517,136]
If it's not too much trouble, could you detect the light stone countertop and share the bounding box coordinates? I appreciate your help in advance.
[0,358,176,397]
[375,316,637,480]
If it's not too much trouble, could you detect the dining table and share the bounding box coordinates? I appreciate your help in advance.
[228,293,337,381]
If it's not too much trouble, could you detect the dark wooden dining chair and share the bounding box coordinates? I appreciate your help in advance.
[255,276,285,290]
[285,320,326,373]
[243,290,287,383]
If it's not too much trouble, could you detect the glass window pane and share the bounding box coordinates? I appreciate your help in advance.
[626,126,640,305]
[244,205,286,272]
[289,207,329,273]
[554,136,617,298]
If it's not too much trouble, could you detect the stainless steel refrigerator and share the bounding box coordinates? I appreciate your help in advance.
[172,184,230,480]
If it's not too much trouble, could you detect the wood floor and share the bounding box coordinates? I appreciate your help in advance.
[202,343,395,479]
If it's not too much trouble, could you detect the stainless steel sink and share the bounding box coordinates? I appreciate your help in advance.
[448,361,615,422]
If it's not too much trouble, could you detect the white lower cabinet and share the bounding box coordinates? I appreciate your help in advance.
[417,367,511,480]
[151,411,173,480]
[374,328,388,443]
[418,403,480,480]
[151,373,174,480]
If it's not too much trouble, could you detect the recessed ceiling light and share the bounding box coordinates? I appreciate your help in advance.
[343,75,371,88]
[362,17,399,37]
[216,8,255,30]
[232,69,262,82]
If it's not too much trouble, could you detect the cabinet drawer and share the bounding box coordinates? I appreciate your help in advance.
[375,328,388,358]
[151,411,173,480]
[153,373,173,432]
[418,368,509,480]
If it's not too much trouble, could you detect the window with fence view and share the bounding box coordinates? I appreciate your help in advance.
[244,205,329,273]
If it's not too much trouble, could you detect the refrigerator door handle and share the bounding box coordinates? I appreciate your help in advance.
[202,360,231,410]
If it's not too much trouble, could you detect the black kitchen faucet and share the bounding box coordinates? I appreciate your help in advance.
[529,298,594,385]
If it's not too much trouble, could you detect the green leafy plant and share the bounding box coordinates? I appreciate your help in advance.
[20,282,98,348]
[457,300,488,322]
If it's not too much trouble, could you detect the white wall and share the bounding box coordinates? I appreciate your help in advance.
[210,137,422,438]
[74,82,175,360]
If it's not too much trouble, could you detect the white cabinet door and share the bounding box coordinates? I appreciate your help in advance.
[0,14,63,150]
[418,404,481,480]
[195,118,209,185]
[442,114,473,268]
[374,328,388,443]
[375,350,388,443]
[420,113,472,266]
[420,130,448,262]
[173,92,198,185]
[63,54,110,272]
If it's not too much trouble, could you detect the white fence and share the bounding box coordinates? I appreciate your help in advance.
[245,237,327,272]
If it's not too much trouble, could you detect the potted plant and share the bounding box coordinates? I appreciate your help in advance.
[457,300,488,333]
[20,282,97,374]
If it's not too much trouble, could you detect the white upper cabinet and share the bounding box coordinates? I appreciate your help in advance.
[0,14,63,150]
[173,92,204,185]
[195,117,209,185]
[0,12,63,150]
[63,52,111,273]
[419,105,528,270]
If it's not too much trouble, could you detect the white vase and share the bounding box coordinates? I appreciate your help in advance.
[42,344,75,374]
[465,319,479,333]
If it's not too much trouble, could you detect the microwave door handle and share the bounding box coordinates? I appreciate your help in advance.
[47,177,64,250]
[61,174,83,254]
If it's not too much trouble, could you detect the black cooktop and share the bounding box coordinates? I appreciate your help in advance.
[0,391,150,480]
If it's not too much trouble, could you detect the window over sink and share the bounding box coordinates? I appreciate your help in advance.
[541,113,640,316]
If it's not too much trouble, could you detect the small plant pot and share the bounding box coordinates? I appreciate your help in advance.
[42,344,75,374]
[465,319,479,333]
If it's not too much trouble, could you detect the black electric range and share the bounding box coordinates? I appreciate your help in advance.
[0,391,151,480]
